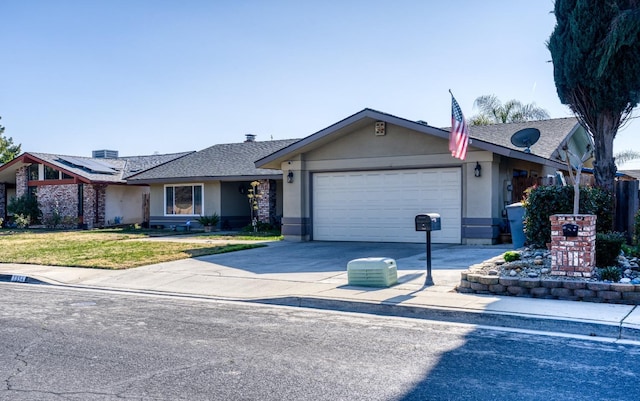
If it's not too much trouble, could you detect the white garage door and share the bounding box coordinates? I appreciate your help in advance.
[312,168,461,243]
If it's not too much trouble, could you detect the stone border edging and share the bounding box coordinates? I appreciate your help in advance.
[458,272,640,304]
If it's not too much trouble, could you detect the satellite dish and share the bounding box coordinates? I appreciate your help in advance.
[510,128,540,153]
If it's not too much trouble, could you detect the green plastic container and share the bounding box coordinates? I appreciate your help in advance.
[347,257,398,287]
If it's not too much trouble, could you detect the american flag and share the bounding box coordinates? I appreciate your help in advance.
[449,93,469,160]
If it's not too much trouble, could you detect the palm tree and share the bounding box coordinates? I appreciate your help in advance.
[469,94,550,126]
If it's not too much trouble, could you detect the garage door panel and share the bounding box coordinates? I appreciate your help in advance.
[312,168,461,243]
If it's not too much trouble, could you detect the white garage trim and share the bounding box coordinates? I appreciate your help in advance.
[312,168,461,243]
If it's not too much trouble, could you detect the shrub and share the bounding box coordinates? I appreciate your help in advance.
[523,185,613,248]
[598,266,622,282]
[503,251,521,262]
[622,243,640,258]
[241,221,278,233]
[197,213,220,227]
[8,194,42,224]
[595,232,626,267]
[14,214,31,229]
[42,199,63,229]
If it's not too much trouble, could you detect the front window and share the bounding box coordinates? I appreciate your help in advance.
[44,165,59,180]
[28,164,39,180]
[165,184,203,215]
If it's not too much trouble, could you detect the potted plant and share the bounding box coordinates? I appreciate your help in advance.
[197,213,220,232]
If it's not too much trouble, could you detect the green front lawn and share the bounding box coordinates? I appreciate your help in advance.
[0,229,268,269]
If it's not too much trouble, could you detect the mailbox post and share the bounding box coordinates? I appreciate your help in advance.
[415,213,441,286]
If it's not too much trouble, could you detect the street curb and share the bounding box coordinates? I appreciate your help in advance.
[3,274,637,341]
[250,296,635,341]
[621,324,640,340]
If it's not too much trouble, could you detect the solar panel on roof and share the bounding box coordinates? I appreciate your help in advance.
[58,156,117,174]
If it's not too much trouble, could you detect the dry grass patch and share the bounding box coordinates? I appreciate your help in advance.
[0,230,263,269]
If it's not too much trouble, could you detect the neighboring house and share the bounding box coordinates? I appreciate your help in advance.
[126,136,299,230]
[618,170,640,181]
[0,151,192,228]
[255,108,594,244]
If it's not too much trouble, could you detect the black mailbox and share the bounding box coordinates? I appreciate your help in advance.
[415,213,441,232]
[562,223,579,237]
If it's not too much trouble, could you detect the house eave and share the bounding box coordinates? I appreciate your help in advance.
[126,173,284,185]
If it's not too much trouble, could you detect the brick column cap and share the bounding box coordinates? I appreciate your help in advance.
[550,214,597,220]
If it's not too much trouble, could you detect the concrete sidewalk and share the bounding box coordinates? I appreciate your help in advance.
[1,240,639,341]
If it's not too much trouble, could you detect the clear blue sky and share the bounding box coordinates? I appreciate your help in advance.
[2,1,639,166]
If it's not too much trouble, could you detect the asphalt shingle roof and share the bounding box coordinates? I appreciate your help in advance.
[127,139,300,182]
[28,151,193,183]
[467,117,580,160]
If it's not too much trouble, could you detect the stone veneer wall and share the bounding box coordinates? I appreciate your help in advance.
[257,179,276,225]
[93,184,107,227]
[37,185,79,223]
[16,167,28,198]
[26,183,108,229]
[458,272,640,305]
[550,214,596,277]
[81,184,106,229]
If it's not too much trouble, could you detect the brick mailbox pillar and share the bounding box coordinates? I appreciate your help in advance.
[550,214,596,277]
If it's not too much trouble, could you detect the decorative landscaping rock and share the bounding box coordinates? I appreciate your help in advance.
[540,279,563,289]
[610,283,634,292]
[530,287,550,297]
[562,281,586,290]
[587,282,610,291]
[499,277,520,287]
[519,278,541,288]
[478,276,499,285]
[457,246,640,305]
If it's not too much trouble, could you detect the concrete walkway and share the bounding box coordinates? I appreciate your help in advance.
[1,239,639,341]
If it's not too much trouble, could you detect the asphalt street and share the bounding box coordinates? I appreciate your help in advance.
[2,284,640,401]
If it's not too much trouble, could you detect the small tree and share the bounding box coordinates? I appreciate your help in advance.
[548,0,640,192]
[563,144,593,214]
[0,116,21,164]
[7,194,41,226]
[246,181,262,232]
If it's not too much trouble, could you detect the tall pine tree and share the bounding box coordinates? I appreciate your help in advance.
[548,0,640,192]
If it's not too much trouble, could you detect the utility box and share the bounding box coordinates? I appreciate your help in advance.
[415,213,441,231]
[347,257,398,287]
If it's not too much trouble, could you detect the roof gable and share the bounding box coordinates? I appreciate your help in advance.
[255,108,586,169]
[0,151,193,184]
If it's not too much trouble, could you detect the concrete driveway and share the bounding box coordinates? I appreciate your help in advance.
[0,239,512,305]
[197,240,512,274]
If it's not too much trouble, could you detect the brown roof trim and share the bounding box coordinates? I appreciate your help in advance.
[0,153,92,182]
